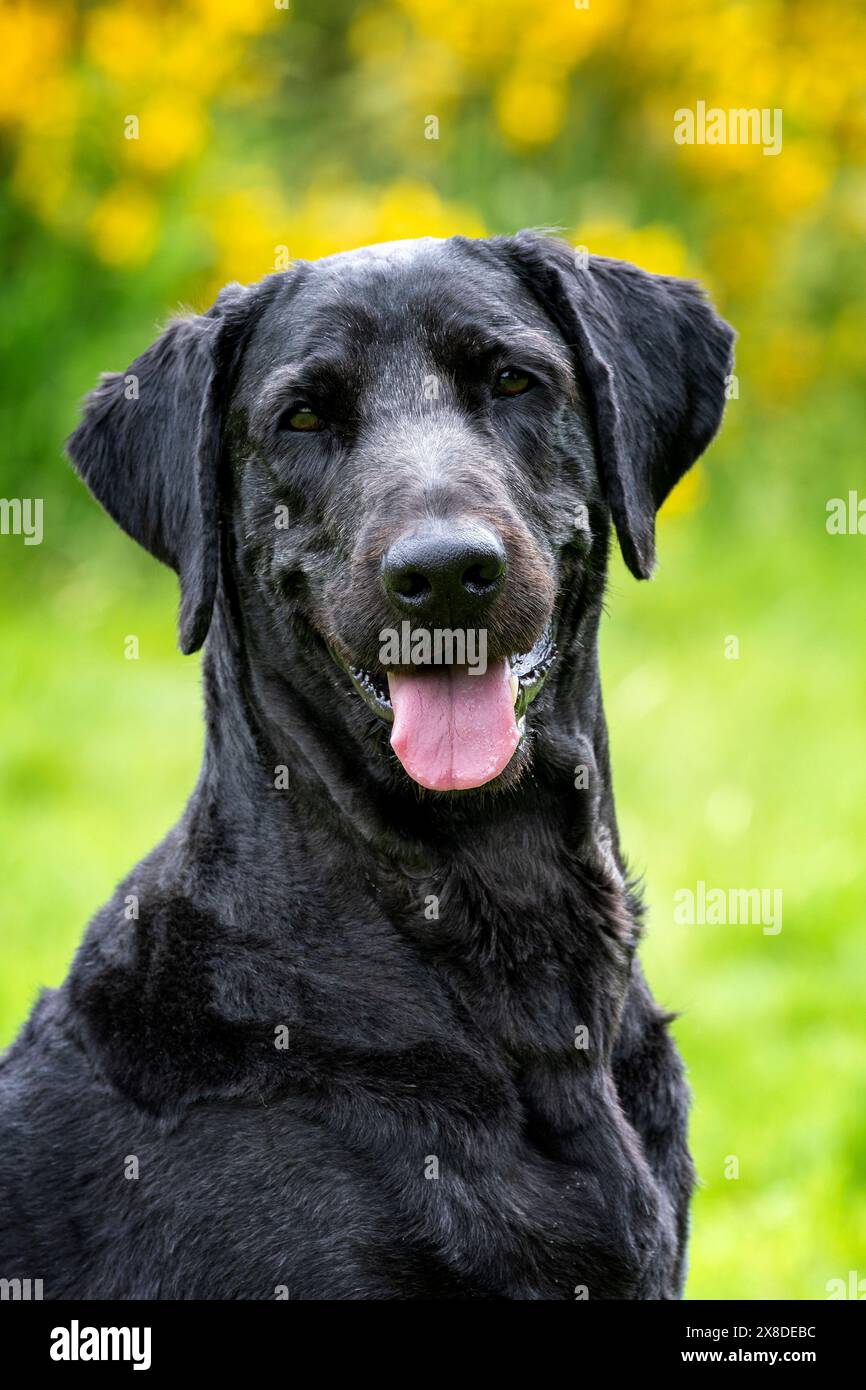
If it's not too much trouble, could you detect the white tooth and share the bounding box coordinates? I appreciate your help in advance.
[509,672,519,706]
[517,716,526,736]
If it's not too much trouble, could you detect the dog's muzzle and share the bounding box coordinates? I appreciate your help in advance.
[332,626,556,792]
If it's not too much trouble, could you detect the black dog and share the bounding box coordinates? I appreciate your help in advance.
[0,232,733,1299]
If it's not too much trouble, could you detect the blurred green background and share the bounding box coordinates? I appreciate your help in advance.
[1,0,864,1299]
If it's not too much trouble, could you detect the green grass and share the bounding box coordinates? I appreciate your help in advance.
[602,390,866,1299]
[1,387,864,1299]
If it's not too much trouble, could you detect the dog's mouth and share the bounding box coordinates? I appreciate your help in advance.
[332,628,556,792]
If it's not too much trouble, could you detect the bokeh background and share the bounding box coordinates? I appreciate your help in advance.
[1,0,865,1299]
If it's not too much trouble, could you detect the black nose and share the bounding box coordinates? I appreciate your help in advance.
[381,523,507,622]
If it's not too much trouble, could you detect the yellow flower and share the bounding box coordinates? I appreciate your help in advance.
[186,0,277,37]
[85,0,276,97]
[207,178,485,293]
[396,0,515,76]
[11,74,79,227]
[373,179,485,242]
[495,69,566,148]
[209,188,294,290]
[88,184,158,267]
[124,95,207,175]
[763,143,831,217]
[285,186,381,263]
[396,0,622,78]
[84,3,165,85]
[706,224,772,301]
[156,29,236,96]
[0,1,70,124]
[572,220,692,279]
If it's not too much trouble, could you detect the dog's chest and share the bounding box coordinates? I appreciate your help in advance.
[266,936,625,1295]
[68,874,641,1297]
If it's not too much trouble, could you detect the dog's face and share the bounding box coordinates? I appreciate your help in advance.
[229,240,592,792]
[69,233,734,796]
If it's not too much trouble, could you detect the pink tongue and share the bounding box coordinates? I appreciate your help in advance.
[388,661,519,791]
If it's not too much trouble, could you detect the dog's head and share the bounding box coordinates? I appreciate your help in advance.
[69,233,733,796]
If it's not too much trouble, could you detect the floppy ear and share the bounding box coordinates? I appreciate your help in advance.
[489,232,735,579]
[67,283,259,653]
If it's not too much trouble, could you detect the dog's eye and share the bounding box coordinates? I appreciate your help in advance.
[279,405,323,432]
[494,368,534,398]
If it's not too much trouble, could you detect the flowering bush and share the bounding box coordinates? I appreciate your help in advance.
[2,0,863,423]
